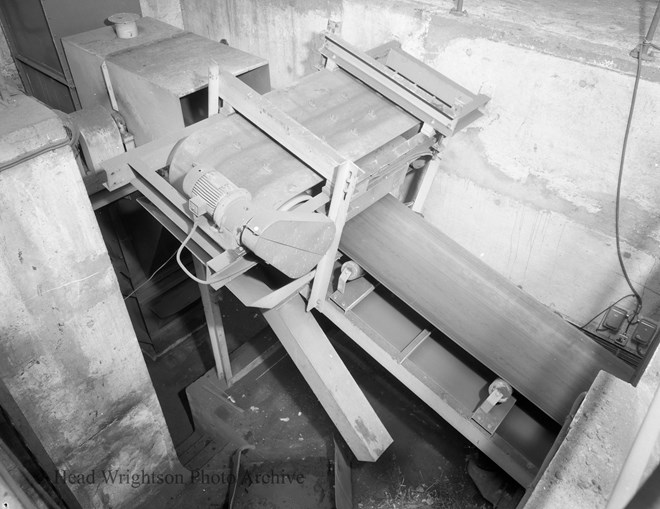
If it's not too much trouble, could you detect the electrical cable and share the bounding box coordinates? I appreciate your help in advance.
[228,450,243,509]
[228,445,255,509]
[624,315,640,335]
[175,220,238,285]
[123,251,177,300]
[278,193,311,211]
[0,135,74,172]
[590,25,659,333]
[124,218,240,299]
[614,50,645,322]
[578,14,659,339]
[578,294,635,330]
[0,109,78,173]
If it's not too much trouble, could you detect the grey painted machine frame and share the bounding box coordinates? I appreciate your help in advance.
[100,34,561,485]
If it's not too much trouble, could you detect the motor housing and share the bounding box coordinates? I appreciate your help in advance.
[181,167,335,278]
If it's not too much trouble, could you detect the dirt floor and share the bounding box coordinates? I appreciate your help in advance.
[143,290,509,508]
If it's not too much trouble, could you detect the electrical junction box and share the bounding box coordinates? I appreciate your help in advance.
[602,306,628,332]
[633,319,658,345]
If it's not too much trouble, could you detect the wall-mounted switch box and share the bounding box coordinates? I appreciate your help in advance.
[602,306,628,332]
[633,319,658,345]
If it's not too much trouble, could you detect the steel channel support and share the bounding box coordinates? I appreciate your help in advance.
[308,160,359,312]
[319,300,540,487]
[228,273,393,462]
[214,71,366,312]
[194,259,233,386]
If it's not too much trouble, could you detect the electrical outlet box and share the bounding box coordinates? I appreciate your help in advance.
[603,306,628,332]
[633,319,658,345]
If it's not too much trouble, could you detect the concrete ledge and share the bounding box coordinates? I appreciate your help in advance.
[0,94,68,166]
[522,370,653,508]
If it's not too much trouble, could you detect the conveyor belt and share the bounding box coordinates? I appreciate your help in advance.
[168,69,420,210]
[340,195,635,423]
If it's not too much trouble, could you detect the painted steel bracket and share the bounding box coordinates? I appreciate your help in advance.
[471,380,516,435]
[330,275,375,313]
[321,35,490,137]
[307,161,358,312]
[226,268,317,311]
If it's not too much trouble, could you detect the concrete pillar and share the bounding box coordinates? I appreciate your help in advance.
[0,94,179,508]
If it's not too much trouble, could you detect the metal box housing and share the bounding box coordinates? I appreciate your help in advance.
[63,17,271,145]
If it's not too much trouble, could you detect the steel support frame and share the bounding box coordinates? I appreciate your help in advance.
[100,84,400,462]
[214,72,364,313]
[319,297,543,487]
[216,70,362,184]
[98,39,494,465]
[227,274,393,462]
[308,160,358,312]
[321,35,489,137]
[194,259,233,386]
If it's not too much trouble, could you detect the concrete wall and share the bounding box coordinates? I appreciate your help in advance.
[180,0,660,327]
[140,0,183,28]
[0,94,180,509]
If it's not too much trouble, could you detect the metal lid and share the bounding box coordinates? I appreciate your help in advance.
[108,12,141,24]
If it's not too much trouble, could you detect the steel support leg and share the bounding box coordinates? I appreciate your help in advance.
[195,258,233,386]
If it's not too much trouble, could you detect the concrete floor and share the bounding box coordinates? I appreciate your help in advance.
[141,294,502,508]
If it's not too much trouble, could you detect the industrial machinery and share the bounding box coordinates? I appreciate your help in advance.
[58,15,637,499]
[62,17,272,356]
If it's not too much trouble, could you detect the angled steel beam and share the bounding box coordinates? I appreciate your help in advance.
[228,275,392,461]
